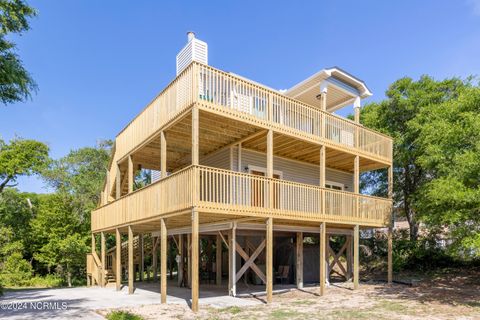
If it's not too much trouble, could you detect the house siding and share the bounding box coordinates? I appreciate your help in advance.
[201,146,353,191]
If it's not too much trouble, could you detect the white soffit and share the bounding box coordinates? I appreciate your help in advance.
[284,67,372,112]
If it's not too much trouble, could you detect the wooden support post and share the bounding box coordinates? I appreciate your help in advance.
[353,224,359,290]
[266,217,273,303]
[90,233,95,286]
[116,164,121,199]
[346,236,353,281]
[228,224,236,296]
[320,87,327,111]
[354,156,360,194]
[105,169,111,204]
[354,155,360,219]
[326,234,330,286]
[128,155,133,193]
[139,234,144,281]
[192,107,199,166]
[160,130,167,179]
[267,129,274,210]
[238,143,242,172]
[388,164,393,284]
[296,232,303,289]
[91,233,96,255]
[354,96,361,123]
[191,209,199,312]
[152,237,158,281]
[128,226,134,294]
[320,146,326,188]
[388,165,393,199]
[178,234,184,286]
[100,232,106,288]
[116,229,121,291]
[388,227,393,284]
[216,234,222,286]
[320,222,326,295]
[187,234,192,288]
[266,130,273,178]
[320,83,327,137]
[161,219,167,303]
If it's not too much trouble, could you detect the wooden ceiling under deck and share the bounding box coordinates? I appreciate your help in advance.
[122,109,388,181]
[241,131,386,173]
[103,212,366,235]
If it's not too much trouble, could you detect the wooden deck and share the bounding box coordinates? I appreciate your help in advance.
[108,62,392,191]
[92,165,392,232]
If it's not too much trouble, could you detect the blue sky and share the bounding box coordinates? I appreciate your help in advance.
[2,0,480,193]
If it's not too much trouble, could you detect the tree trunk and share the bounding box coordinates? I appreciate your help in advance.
[404,202,419,241]
[0,175,13,193]
[66,263,72,287]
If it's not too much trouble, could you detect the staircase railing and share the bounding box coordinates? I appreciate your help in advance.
[86,251,105,286]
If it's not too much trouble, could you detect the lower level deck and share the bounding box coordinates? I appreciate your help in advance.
[92,165,392,233]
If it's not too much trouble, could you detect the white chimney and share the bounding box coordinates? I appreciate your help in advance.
[176,32,208,75]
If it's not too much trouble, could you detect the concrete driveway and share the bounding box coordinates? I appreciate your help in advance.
[0,283,262,319]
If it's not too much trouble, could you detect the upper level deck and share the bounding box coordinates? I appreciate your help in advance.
[112,62,392,177]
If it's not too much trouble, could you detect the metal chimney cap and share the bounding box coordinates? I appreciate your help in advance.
[187,31,195,42]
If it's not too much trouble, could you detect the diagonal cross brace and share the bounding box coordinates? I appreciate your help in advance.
[235,240,266,284]
[328,240,348,278]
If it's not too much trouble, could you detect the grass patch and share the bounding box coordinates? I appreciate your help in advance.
[106,311,144,320]
[27,275,64,288]
[376,300,411,313]
[216,306,242,315]
[269,309,306,319]
[326,309,380,320]
[291,299,316,305]
[227,306,242,314]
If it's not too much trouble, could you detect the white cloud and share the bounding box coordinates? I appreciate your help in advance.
[467,0,480,15]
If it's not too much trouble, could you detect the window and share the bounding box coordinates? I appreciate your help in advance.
[325,181,344,191]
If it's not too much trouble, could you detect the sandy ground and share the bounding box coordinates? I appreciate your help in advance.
[98,269,480,320]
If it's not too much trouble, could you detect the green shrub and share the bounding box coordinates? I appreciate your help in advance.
[0,252,33,287]
[27,274,64,288]
[106,311,144,320]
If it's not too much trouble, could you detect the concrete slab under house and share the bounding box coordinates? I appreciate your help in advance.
[87,32,394,312]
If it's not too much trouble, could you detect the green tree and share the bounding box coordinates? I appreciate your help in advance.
[0,225,29,288]
[0,0,37,104]
[42,141,112,228]
[0,137,50,193]
[31,194,89,286]
[0,252,32,286]
[0,188,37,245]
[414,85,480,257]
[361,76,467,240]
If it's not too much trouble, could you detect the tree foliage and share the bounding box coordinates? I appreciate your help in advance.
[0,142,111,288]
[31,193,89,287]
[0,0,37,104]
[361,76,469,240]
[0,137,50,192]
[42,140,112,226]
[414,86,480,257]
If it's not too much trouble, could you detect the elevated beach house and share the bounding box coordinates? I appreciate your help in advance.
[87,33,394,311]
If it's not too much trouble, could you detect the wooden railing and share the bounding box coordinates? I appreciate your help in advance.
[92,165,392,231]
[86,251,104,286]
[195,63,393,161]
[105,235,151,267]
[92,166,195,231]
[112,62,392,174]
[197,166,392,226]
[114,63,197,162]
